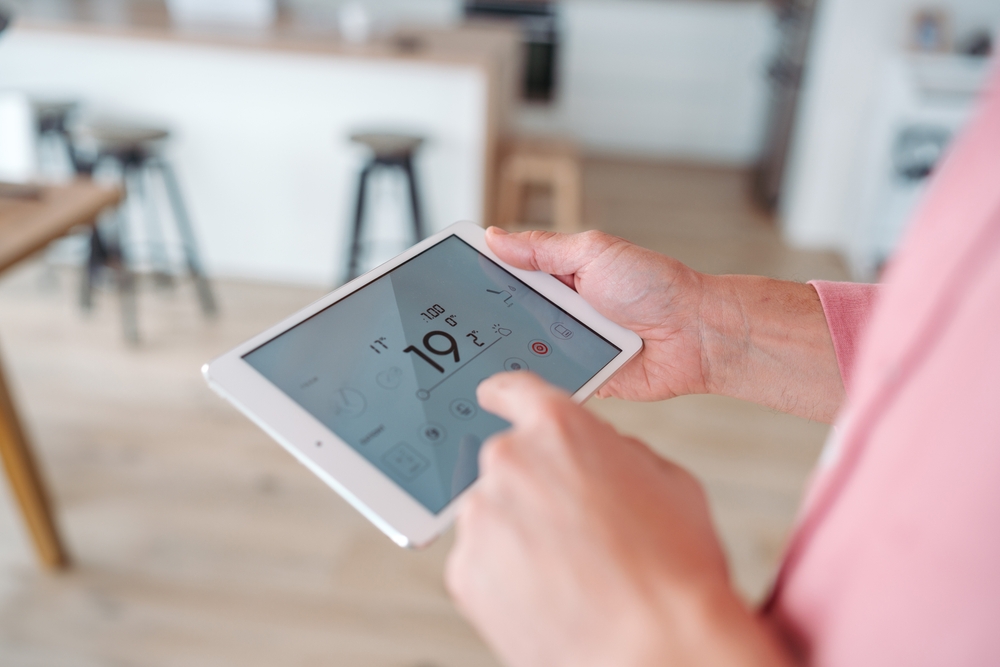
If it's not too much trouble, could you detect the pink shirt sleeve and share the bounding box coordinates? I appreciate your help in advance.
[769,62,1000,666]
[808,280,880,395]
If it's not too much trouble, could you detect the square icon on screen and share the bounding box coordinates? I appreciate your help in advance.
[382,442,429,481]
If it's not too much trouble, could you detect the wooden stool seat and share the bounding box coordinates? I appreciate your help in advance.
[350,132,424,159]
[74,121,170,159]
[496,137,583,233]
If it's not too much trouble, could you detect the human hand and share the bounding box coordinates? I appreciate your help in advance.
[446,372,792,667]
[485,228,844,421]
[485,227,707,401]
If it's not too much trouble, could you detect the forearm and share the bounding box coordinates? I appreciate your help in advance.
[698,274,844,422]
[630,579,797,667]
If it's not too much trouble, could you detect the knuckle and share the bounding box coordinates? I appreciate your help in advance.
[478,433,518,475]
[535,398,581,452]
[539,394,573,426]
[525,229,560,245]
[535,390,568,415]
[527,230,563,268]
[579,229,610,244]
[578,229,620,251]
[547,405,577,440]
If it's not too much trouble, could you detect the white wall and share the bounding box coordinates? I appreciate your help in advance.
[780,0,1000,251]
[279,0,780,163]
[0,30,488,285]
[518,0,777,164]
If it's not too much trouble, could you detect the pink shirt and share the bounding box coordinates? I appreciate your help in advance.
[765,61,1000,664]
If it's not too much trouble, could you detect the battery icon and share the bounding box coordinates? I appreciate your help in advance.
[551,323,573,340]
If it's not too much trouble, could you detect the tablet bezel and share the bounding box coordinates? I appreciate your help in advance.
[202,221,643,548]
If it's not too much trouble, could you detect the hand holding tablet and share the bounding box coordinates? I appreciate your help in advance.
[203,222,642,547]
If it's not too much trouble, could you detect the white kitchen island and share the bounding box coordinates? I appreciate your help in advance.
[0,5,517,284]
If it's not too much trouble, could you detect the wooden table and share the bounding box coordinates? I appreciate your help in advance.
[0,180,122,569]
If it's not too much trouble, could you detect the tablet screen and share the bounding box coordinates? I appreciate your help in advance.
[243,235,621,513]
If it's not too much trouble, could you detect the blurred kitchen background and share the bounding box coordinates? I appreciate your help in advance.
[0,0,995,665]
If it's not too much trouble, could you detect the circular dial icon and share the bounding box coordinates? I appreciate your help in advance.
[450,398,478,420]
[504,357,529,372]
[529,340,551,356]
[419,422,447,444]
[330,388,366,418]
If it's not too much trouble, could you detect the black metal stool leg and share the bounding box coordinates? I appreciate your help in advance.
[156,160,217,317]
[110,207,140,345]
[58,129,79,175]
[402,155,424,243]
[80,225,109,311]
[345,162,374,283]
[129,164,173,287]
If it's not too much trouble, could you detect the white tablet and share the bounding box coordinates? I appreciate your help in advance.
[202,221,642,548]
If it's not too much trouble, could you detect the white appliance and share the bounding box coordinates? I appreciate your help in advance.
[0,91,37,183]
[847,53,991,279]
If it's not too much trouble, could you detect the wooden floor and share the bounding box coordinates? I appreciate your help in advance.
[0,158,848,667]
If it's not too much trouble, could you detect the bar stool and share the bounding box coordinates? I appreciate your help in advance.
[343,132,426,283]
[496,137,583,233]
[71,119,217,342]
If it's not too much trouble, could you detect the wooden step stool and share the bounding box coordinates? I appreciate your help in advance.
[495,138,583,232]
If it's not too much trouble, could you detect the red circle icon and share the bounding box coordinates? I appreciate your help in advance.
[529,340,551,356]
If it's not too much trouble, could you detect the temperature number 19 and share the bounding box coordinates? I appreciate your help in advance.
[404,331,460,373]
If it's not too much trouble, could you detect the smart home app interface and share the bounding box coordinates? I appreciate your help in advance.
[244,236,620,513]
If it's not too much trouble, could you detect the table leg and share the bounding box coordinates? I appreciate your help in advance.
[0,349,69,569]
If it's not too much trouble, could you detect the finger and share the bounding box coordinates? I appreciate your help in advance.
[447,489,498,610]
[476,371,575,427]
[485,227,623,280]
